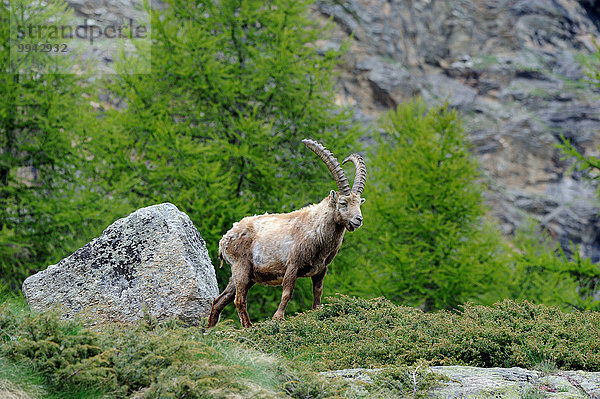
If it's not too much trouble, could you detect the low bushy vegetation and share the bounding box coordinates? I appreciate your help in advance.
[241,295,600,372]
[0,294,433,398]
[1,298,313,398]
[2,294,600,397]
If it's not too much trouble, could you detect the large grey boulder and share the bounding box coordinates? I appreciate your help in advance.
[22,203,218,325]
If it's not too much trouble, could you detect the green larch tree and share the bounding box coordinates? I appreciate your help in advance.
[0,0,100,289]
[329,99,509,310]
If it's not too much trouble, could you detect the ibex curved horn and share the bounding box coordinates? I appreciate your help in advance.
[302,139,351,195]
[342,153,367,196]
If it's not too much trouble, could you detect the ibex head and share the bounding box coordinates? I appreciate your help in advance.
[302,139,367,232]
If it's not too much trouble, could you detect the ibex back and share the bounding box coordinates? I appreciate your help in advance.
[207,139,367,328]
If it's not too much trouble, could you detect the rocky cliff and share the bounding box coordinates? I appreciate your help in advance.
[313,0,600,259]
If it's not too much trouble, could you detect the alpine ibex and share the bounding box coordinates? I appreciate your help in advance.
[207,139,367,328]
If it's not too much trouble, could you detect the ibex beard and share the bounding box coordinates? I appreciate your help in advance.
[207,139,367,328]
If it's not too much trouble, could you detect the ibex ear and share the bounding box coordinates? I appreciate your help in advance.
[330,190,337,201]
[361,198,366,205]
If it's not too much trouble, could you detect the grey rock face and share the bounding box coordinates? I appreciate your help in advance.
[312,0,600,259]
[322,366,600,398]
[22,203,218,325]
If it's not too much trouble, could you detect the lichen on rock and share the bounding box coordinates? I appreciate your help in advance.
[322,365,600,398]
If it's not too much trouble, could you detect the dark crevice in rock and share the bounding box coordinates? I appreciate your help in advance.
[579,0,600,31]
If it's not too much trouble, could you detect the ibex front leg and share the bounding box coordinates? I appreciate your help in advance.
[273,263,298,321]
[207,278,236,328]
[311,268,327,310]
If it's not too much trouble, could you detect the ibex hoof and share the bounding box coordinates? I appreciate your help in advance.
[272,313,285,321]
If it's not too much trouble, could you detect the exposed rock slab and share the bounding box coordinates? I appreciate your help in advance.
[430,366,579,398]
[22,203,218,325]
[322,366,600,398]
[313,0,600,260]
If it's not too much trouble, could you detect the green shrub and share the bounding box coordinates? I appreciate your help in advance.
[370,363,445,399]
[0,302,116,392]
[3,295,600,397]
[242,295,600,371]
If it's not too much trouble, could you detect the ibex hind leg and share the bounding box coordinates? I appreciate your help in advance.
[207,278,236,328]
[233,262,255,328]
